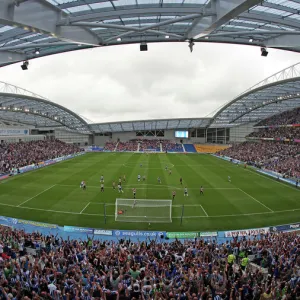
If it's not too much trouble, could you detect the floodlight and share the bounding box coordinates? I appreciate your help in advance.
[117,38,122,42]
[188,39,194,53]
[21,61,29,70]
[35,48,40,55]
[165,35,170,39]
[249,39,253,43]
[261,47,268,57]
[140,43,148,51]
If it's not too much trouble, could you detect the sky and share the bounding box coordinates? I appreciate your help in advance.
[0,42,299,123]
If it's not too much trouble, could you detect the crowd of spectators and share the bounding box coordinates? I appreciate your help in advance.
[161,141,183,152]
[0,225,299,300]
[219,141,300,178]
[103,142,117,152]
[117,141,138,152]
[103,140,186,153]
[139,140,161,152]
[256,107,300,126]
[248,127,300,140]
[0,140,80,174]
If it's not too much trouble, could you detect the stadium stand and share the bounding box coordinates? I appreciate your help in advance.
[256,107,300,126]
[0,140,80,174]
[195,144,229,153]
[103,142,117,151]
[161,140,183,152]
[219,141,300,178]
[183,144,197,153]
[0,225,298,300]
[117,141,138,152]
[248,127,300,140]
[139,139,160,152]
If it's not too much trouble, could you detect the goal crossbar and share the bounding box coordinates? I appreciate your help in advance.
[115,198,172,223]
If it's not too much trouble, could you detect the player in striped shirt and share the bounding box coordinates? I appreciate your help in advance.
[184,187,188,197]
[172,191,176,200]
[80,181,86,190]
[100,183,104,192]
[132,188,136,199]
[200,186,204,195]
[118,184,123,193]
[100,175,104,183]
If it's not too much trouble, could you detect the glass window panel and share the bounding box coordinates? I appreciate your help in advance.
[288,14,300,20]
[67,5,91,13]
[90,2,112,9]
[138,0,159,4]
[0,26,14,33]
[114,0,136,6]
[184,0,207,4]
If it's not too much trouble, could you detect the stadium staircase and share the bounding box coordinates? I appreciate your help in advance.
[114,142,119,152]
[160,143,163,152]
[181,143,186,152]
[184,144,197,153]
[137,142,140,152]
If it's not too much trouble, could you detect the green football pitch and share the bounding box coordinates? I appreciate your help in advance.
[0,153,299,232]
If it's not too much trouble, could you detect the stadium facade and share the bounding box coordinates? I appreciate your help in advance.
[0,62,299,146]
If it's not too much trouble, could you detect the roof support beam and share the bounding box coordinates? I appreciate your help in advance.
[0,51,26,64]
[238,13,300,29]
[208,30,300,38]
[102,13,200,43]
[231,95,300,123]
[58,7,212,23]
[188,0,263,39]
[0,42,76,52]
[0,0,100,46]
[266,33,300,48]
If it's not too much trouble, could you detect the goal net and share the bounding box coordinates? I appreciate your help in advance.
[115,199,172,223]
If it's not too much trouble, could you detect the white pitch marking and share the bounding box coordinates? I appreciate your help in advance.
[0,201,298,218]
[80,202,90,214]
[57,184,238,190]
[199,204,209,217]
[17,185,56,207]
[238,188,273,212]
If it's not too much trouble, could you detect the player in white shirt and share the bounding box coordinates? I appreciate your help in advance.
[228,176,231,182]
[100,183,104,192]
[132,188,136,199]
[100,175,104,183]
[157,177,161,184]
[142,175,146,181]
[80,181,86,190]
[184,187,188,197]
[138,174,141,182]
[118,184,124,193]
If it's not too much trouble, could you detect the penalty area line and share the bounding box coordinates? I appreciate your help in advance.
[80,202,90,214]
[17,185,56,207]
[0,201,298,218]
[238,188,273,212]
[199,204,209,217]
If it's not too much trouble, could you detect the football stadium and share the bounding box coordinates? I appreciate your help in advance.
[0,1,299,299]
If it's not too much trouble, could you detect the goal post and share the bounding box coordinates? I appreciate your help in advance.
[115,198,172,223]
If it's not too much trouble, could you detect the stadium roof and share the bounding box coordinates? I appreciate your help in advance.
[210,62,300,127]
[90,118,211,132]
[2,0,300,67]
[0,81,91,133]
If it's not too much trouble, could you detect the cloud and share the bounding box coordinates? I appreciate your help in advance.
[0,42,299,123]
